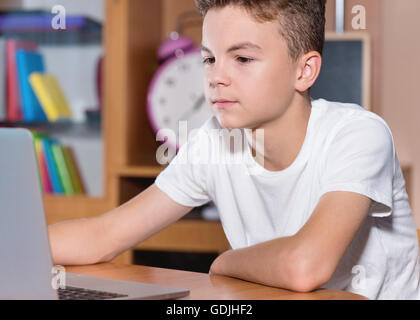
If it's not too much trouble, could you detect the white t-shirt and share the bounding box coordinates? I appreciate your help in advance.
[155,98,420,300]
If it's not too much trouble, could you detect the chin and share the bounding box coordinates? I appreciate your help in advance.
[215,115,246,130]
[218,115,266,133]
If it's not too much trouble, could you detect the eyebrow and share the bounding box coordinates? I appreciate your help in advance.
[200,42,262,54]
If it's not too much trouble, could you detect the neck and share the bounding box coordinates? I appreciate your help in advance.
[247,94,312,172]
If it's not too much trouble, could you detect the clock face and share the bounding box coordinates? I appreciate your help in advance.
[147,49,213,151]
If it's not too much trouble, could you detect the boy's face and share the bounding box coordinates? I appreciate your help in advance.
[201,5,299,130]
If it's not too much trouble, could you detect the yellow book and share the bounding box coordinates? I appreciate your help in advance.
[29,72,72,122]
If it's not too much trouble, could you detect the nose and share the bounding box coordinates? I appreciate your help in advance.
[207,62,231,88]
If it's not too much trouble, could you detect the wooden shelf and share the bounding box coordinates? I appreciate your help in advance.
[0,120,101,138]
[116,165,165,178]
[135,219,230,254]
[43,195,111,225]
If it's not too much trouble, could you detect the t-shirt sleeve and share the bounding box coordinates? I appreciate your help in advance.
[154,126,212,208]
[319,117,395,217]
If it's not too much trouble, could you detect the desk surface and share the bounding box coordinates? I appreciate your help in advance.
[66,263,367,300]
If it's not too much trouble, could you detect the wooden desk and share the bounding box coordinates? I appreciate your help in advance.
[66,263,368,300]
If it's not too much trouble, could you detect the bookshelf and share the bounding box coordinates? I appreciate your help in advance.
[0,4,104,196]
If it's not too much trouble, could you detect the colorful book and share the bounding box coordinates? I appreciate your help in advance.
[29,73,72,122]
[30,131,44,193]
[0,38,6,121]
[51,142,74,195]
[5,39,38,122]
[33,134,53,194]
[16,49,48,122]
[42,138,64,194]
[61,146,85,195]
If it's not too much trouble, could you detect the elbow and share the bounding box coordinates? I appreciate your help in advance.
[284,248,333,293]
[96,254,113,265]
[287,269,325,293]
[96,239,129,264]
[96,248,119,264]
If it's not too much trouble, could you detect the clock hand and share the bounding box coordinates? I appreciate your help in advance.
[177,94,206,122]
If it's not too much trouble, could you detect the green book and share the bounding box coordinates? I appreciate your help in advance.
[51,143,74,195]
[30,131,50,193]
[61,146,85,195]
[31,134,44,192]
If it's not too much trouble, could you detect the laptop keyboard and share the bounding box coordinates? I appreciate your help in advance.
[58,286,129,300]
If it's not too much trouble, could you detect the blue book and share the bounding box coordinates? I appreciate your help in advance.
[16,49,48,122]
[42,138,64,194]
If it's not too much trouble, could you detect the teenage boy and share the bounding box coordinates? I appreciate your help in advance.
[49,1,420,299]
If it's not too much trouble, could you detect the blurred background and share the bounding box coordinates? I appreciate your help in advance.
[0,0,418,272]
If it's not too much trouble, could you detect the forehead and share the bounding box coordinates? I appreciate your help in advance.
[201,5,286,54]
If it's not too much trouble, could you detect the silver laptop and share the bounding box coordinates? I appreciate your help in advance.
[0,128,190,300]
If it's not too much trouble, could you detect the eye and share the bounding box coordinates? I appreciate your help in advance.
[202,57,215,65]
[236,56,253,64]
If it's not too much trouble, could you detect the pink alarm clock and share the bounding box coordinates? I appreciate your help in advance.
[147,32,213,154]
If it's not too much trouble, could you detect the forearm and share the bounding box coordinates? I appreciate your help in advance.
[48,184,193,267]
[48,216,113,266]
[209,236,316,292]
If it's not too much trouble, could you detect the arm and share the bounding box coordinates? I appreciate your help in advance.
[48,183,193,266]
[209,191,372,292]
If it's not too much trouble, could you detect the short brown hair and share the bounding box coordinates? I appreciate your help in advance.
[195,0,326,62]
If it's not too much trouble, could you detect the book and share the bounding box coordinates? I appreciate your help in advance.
[30,132,44,193]
[29,73,72,122]
[0,38,5,121]
[33,134,53,194]
[42,138,64,194]
[61,146,85,195]
[16,49,48,122]
[5,39,38,122]
[51,142,74,195]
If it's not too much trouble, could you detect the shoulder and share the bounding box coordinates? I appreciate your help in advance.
[313,98,394,149]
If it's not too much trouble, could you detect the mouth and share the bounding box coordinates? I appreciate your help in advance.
[212,99,238,110]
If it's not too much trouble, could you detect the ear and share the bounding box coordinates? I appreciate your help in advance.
[295,52,322,93]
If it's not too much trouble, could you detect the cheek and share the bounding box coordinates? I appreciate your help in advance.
[243,72,294,121]
[259,64,295,100]
[242,65,291,104]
